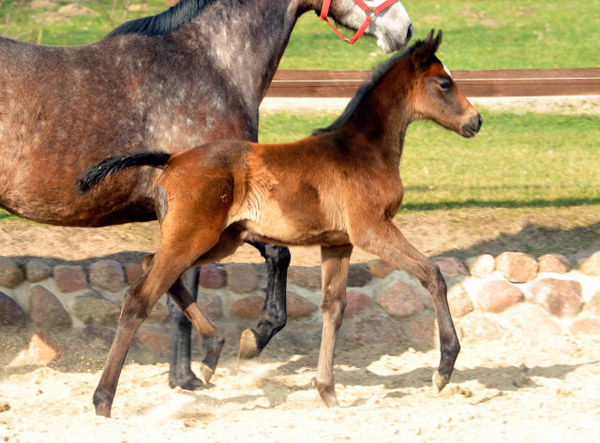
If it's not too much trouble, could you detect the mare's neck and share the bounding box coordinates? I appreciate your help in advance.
[180,0,303,113]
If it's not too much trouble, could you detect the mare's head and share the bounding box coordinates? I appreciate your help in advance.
[322,0,413,52]
[403,30,482,137]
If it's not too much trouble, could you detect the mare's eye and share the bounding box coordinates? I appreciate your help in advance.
[439,80,451,90]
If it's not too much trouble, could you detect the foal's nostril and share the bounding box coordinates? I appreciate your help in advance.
[462,113,483,137]
[406,24,413,43]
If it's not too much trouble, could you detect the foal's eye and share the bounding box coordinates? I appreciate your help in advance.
[439,80,452,90]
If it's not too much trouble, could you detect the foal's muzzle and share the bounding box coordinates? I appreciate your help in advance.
[461,113,483,138]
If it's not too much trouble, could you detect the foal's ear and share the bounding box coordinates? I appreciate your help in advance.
[413,29,443,65]
[430,29,442,53]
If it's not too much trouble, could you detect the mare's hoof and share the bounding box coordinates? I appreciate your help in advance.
[432,371,450,393]
[238,329,261,360]
[169,375,206,391]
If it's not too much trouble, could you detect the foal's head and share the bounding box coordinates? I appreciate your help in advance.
[403,30,482,137]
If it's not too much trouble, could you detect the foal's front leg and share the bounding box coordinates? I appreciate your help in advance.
[316,244,352,407]
[353,221,460,392]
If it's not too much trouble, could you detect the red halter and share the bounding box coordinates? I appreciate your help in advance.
[319,0,399,44]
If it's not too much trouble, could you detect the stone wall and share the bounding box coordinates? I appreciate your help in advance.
[1,250,599,365]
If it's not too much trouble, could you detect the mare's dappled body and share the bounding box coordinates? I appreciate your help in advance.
[0,0,413,389]
[81,30,482,417]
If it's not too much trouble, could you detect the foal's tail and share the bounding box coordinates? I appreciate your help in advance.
[77,151,172,193]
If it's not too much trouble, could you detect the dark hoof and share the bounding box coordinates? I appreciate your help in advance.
[238,329,261,360]
[169,374,206,391]
[432,371,450,393]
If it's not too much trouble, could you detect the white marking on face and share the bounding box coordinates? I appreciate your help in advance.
[443,64,453,78]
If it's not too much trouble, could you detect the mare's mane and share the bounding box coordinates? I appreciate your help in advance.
[313,37,431,135]
[107,0,219,37]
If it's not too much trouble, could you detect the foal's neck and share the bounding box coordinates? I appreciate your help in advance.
[341,80,413,167]
[181,0,301,112]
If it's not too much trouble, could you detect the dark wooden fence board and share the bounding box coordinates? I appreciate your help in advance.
[266,68,600,98]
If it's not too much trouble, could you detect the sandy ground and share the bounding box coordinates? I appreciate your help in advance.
[1,335,600,442]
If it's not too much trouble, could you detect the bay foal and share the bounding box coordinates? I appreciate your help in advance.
[80,30,482,416]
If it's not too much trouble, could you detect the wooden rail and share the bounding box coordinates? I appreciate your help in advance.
[266,68,600,98]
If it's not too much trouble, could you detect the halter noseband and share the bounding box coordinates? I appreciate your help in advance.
[319,0,399,44]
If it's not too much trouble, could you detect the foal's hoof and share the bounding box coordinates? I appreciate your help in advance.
[317,388,340,408]
[95,404,112,418]
[200,363,215,384]
[432,371,450,393]
[169,375,206,391]
[238,328,261,360]
[93,389,113,417]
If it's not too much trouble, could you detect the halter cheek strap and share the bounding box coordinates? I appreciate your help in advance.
[319,0,399,44]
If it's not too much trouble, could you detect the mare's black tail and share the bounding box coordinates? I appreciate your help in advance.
[77,151,172,193]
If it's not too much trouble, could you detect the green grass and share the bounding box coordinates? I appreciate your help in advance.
[258,111,600,212]
[0,0,166,46]
[1,0,598,69]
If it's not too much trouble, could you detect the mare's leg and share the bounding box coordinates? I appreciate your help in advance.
[353,221,460,392]
[315,244,352,407]
[168,240,290,367]
[165,270,224,385]
[239,241,291,359]
[166,268,205,390]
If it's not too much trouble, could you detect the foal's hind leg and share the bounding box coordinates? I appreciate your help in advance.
[316,244,352,407]
[353,221,460,392]
[94,218,232,416]
[94,250,209,417]
[239,242,291,359]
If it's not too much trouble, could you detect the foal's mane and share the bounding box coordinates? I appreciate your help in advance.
[313,38,430,135]
[107,0,219,37]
